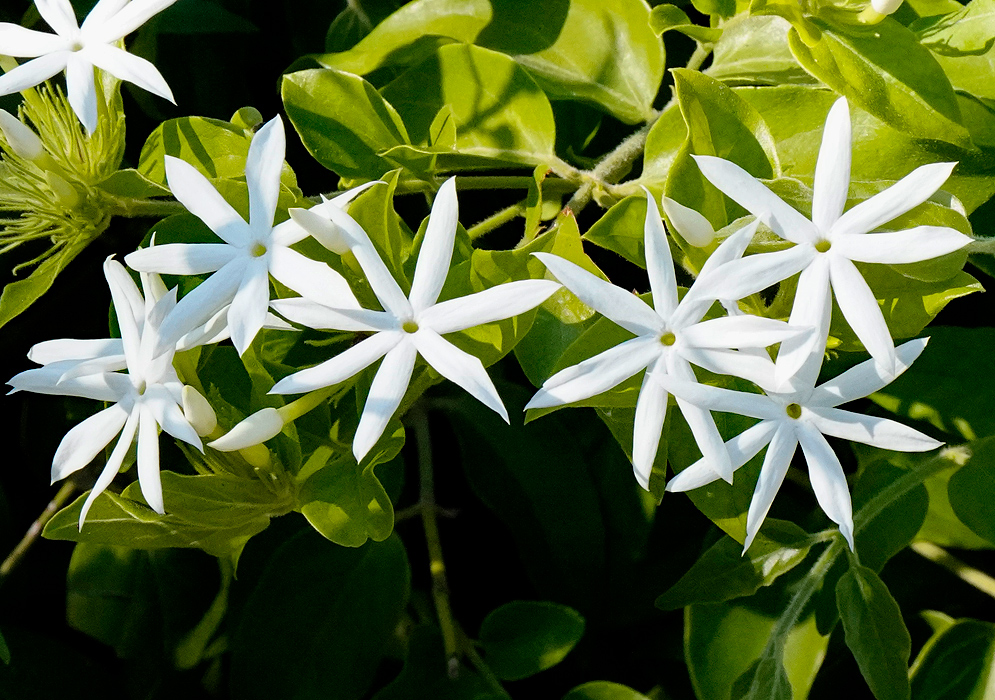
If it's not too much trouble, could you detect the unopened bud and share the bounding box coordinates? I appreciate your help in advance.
[662,197,715,247]
[182,386,217,437]
[871,0,902,14]
[0,109,44,161]
[45,170,79,209]
[208,407,284,451]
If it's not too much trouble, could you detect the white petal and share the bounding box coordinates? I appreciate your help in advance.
[831,162,957,237]
[409,177,459,313]
[245,116,284,233]
[679,346,779,393]
[56,355,128,381]
[669,356,734,483]
[0,24,70,56]
[51,402,128,482]
[698,219,758,277]
[353,339,417,462]
[524,336,661,409]
[268,245,360,310]
[270,298,389,332]
[83,43,174,103]
[136,404,164,514]
[144,385,201,448]
[692,155,819,244]
[807,407,943,452]
[774,254,831,392]
[662,196,715,248]
[9,366,126,401]
[125,242,237,275]
[28,338,123,364]
[274,181,380,248]
[667,420,778,492]
[286,207,349,253]
[228,259,271,355]
[681,315,804,349]
[631,357,669,490]
[832,227,972,265]
[699,244,815,304]
[65,53,97,133]
[418,280,560,334]
[88,0,178,42]
[532,253,663,336]
[829,254,896,376]
[811,98,851,232]
[413,327,509,421]
[165,156,249,247]
[78,409,140,529]
[796,421,854,549]
[209,407,283,451]
[644,190,678,319]
[744,423,798,551]
[271,330,402,394]
[810,337,928,407]
[104,258,144,371]
[652,374,780,420]
[36,0,79,37]
[80,0,130,31]
[154,259,244,354]
[0,52,69,98]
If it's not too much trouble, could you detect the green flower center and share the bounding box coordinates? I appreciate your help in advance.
[70,41,84,52]
[402,321,419,334]
[250,242,268,257]
[815,239,832,253]
[785,403,802,419]
[660,331,676,346]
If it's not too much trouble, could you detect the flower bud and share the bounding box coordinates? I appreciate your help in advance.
[871,0,902,14]
[0,109,44,161]
[208,407,284,451]
[182,385,217,437]
[44,170,80,209]
[662,197,715,247]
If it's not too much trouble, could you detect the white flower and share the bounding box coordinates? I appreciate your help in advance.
[871,0,903,15]
[7,258,205,528]
[125,115,371,357]
[0,0,178,132]
[693,97,972,387]
[263,177,561,462]
[662,338,943,551]
[525,191,808,490]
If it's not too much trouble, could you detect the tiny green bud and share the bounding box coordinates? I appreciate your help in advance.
[44,170,80,209]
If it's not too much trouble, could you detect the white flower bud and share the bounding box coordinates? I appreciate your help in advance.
[662,197,716,247]
[182,386,217,437]
[871,0,903,14]
[0,109,45,161]
[208,407,284,451]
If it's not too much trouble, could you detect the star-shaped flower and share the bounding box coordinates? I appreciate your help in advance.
[263,177,561,462]
[525,191,808,489]
[662,338,942,550]
[693,98,972,386]
[8,258,205,527]
[126,115,371,356]
[0,0,178,132]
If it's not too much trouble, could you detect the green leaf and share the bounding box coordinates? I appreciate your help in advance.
[649,5,722,43]
[0,628,8,665]
[787,18,972,148]
[706,15,815,86]
[0,235,92,330]
[640,101,686,190]
[583,195,647,268]
[282,68,410,180]
[310,0,664,124]
[656,520,813,610]
[948,436,995,546]
[917,461,993,549]
[836,565,912,700]
[478,601,585,680]
[562,681,651,700]
[230,533,410,700]
[691,0,736,18]
[380,43,556,168]
[912,0,995,56]
[43,472,289,558]
[910,619,995,699]
[96,168,170,198]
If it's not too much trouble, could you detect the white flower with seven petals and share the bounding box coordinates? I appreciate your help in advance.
[126,115,371,357]
[526,191,808,490]
[262,177,561,463]
[662,338,943,551]
[0,0,178,133]
[693,98,972,388]
[7,258,204,528]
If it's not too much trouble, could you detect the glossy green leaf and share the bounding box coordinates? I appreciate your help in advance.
[912,0,995,56]
[850,457,929,572]
[640,101,686,191]
[787,18,971,148]
[691,0,736,18]
[948,436,995,546]
[582,195,647,268]
[478,601,585,680]
[910,619,995,699]
[836,565,912,700]
[96,168,170,198]
[230,533,410,700]
[649,5,722,43]
[0,235,93,330]
[705,15,815,86]
[380,44,556,168]
[562,681,651,700]
[656,520,813,610]
[282,68,410,180]
[310,0,664,124]
[917,462,993,549]
[932,48,995,102]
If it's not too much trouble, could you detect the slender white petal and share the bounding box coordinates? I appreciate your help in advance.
[812,98,851,232]
[744,423,798,551]
[832,227,972,264]
[829,254,896,375]
[702,244,815,304]
[271,331,402,394]
[270,298,389,333]
[228,259,272,355]
[525,337,661,409]
[414,328,509,421]
[0,24,70,56]
[78,409,140,529]
[662,196,714,247]
[807,407,943,451]
[409,177,459,313]
[80,0,130,31]
[831,162,957,237]
[268,245,360,310]
[245,116,284,232]
[89,0,178,42]
[419,280,560,334]
[810,337,928,407]
[144,386,201,448]
[84,43,174,103]
[644,190,679,319]
[9,367,126,401]
[126,242,238,275]
[36,0,80,37]
[353,339,417,461]
[50,403,129,482]
[287,206,349,254]
[28,338,123,364]
[164,156,249,247]
[274,182,380,248]
[209,407,284,451]
[56,355,128,381]
[65,52,97,133]
[137,404,164,513]
[692,155,818,244]
[796,421,854,549]
[774,254,831,391]
[155,259,244,354]
[532,253,664,336]
[631,357,669,490]
[681,315,804,349]
[670,356,734,483]
[652,374,780,420]
[679,346,779,393]
[105,259,144,371]
[667,420,778,492]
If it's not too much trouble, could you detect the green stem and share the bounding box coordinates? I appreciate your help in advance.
[686,43,713,72]
[277,385,338,423]
[410,405,460,677]
[967,238,995,255]
[108,197,186,219]
[467,201,525,241]
[912,541,995,600]
[394,175,578,195]
[0,481,77,586]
